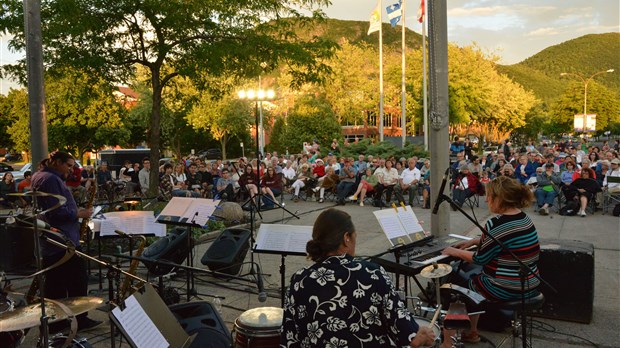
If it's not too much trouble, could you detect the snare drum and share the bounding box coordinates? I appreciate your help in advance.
[440,283,486,311]
[234,307,283,348]
[413,316,442,348]
[0,297,24,348]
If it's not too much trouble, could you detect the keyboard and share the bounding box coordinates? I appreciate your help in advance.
[371,234,475,277]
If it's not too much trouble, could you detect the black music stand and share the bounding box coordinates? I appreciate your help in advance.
[252,224,312,306]
[156,197,220,301]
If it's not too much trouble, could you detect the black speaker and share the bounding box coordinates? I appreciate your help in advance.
[168,301,231,348]
[142,227,191,276]
[0,216,35,271]
[201,228,251,275]
[532,239,594,323]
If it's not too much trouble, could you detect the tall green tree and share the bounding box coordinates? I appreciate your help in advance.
[186,94,253,159]
[0,0,336,195]
[278,94,342,153]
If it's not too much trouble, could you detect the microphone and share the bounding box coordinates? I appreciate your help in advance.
[255,264,267,302]
[432,167,450,215]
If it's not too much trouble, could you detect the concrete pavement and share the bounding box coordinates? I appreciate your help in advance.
[10,193,620,347]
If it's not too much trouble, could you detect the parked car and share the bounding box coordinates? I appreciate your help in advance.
[198,148,222,160]
[11,161,82,183]
[4,153,22,162]
[0,163,14,173]
[482,146,499,158]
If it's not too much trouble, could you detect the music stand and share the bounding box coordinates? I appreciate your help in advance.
[252,224,312,306]
[110,283,194,348]
[156,197,220,301]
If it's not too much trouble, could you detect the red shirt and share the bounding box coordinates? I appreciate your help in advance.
[65,166,82,187]
[313,165,326,178]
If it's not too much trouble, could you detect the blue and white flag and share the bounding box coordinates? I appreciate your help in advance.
[386,1,402,27]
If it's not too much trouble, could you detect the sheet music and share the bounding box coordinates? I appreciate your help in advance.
[158,197,194,217]
[156,197,220,227]
[111,295,169,348]
[255,224,313,254]
[375,214,409,241]
[99,211,166,237]
[397,206,424,235]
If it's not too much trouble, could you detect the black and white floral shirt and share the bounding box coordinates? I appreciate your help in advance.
[281,254,419,347]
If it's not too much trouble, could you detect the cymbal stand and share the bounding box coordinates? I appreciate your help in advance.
[30,189,50,348]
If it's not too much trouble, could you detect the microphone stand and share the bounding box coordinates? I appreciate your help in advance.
[30,189,50,348]
[433,191,557,348]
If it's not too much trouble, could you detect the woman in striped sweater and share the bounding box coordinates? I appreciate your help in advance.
[441,176,540,345]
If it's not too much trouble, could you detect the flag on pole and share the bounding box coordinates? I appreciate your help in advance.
[386,1,402,27]
[368,1,382,35]
[417,0,425,23]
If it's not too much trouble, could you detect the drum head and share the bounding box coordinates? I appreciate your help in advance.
[236,307,283,330]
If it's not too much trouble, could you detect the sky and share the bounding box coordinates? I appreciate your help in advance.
[323,0,619,63]
[1,0,618,94]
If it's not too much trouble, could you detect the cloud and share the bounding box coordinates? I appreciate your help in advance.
[527,27,560,37]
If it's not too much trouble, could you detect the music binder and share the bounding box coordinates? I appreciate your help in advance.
[110,283,194,348]
[156,197,220,227]
[253,224,313,256]
[373,205,428,247]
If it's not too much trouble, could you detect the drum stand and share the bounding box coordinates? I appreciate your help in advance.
[29,191,51,348]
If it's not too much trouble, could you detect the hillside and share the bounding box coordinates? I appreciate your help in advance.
[299,18,422,50]
[498,33,620,100]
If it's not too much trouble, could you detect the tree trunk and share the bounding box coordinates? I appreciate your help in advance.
[148,68,162,197]
[220,134,227,160]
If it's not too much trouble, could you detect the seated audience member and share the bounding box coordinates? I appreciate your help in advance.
[336,159,357,205]
[261,166,283,206]
[515,155,535,184]
[499,163,516,179]
[186,163,204,197]
[291,163,313,202]
[238,164,259,204]
[603,158,620,194]
[18,171,33,192]
[160,163,200,199]
[0,172,18,207]
[421,160,431,209]
[564,168,601,217]
[281,209,435,348]
[66,165,86,203]
[534,163,561,215]
[468,156,483,176]
[281,161,297,188]
[348,167,379,206]
[451,161,480,209]
[313,166,339,203]
[373,159,398,207]
[215,169,236,201]
[394,157,421,207]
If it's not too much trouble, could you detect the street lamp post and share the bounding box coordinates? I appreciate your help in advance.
[237,88,275,161]
[560,69,614,132]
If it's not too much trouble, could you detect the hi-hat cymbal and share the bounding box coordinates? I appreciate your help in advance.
[420,263,452,279]
[0,296,104,332]
[8,192,67,205]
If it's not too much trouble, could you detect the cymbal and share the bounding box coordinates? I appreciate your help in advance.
[0,296,104,332]
[8,192,67,205]
[420,263,452,279]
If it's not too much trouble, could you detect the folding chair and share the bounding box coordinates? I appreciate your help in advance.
[603,176,620,214]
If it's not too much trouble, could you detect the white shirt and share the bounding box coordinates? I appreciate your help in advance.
[603,168,620,189]
[400,167,421,185]
[282,167,296,180]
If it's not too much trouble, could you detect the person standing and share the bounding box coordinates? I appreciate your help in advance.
[138,157,151,196]
[30,151,101,332]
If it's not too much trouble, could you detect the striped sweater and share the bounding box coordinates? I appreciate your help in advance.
[471,212,540,301]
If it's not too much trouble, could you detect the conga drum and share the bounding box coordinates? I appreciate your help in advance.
[234,307,283,347]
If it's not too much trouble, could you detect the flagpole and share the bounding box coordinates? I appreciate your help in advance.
[379,0,384,142]
[401,0,407,148]
[422,4,428,151]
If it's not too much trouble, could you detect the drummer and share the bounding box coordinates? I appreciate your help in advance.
[441,176,541,345]
[30,151,101,332]
[281,208,436,347]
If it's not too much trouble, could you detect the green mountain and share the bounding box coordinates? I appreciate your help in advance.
[497,33,620,101]
[300,18,422,49]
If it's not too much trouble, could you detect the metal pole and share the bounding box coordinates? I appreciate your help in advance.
[428,0,450,237]
[23,0,48,165]
[583,80,588,133]
[379,0,384,142]
[258,77,264,155]
[401,0,407,148]
[422,10,428,151]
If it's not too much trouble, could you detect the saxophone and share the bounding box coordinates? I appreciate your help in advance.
[79,184,97,242]
[119,234,147,299]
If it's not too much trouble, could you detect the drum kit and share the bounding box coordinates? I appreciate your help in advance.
[0,192,104,347]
